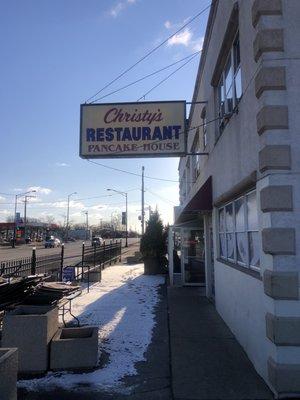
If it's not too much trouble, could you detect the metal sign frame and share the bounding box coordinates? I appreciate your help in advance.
[79,100,187,159]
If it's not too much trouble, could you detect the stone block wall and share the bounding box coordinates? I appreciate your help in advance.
[252,0,300,396]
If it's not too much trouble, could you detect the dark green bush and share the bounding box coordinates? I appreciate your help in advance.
[140,211,167,259]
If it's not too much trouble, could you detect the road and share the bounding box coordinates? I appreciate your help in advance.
[0,238,139,262]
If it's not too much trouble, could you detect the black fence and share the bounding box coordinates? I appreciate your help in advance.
[0,241,122,279]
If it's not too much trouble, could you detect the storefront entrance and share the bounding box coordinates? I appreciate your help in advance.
[181,227,205,286]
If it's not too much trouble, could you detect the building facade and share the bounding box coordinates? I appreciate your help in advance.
[171,0,300,397]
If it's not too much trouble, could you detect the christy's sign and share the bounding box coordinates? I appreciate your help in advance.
[79,101,186,158]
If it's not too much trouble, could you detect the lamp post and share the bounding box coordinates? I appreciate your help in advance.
[12,190,36,248]
[66,192,77,242]
[107,189,128,247]
[23,195,36,243]
[83,211,89,241]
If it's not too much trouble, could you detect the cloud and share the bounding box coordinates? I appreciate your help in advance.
[164,20,172,29]
[0,209,11,216]
[168,28,193,47]
[192,36,204,52]
[164,18,190,31]
[55,162,70,167]
[108,0,136,18]
[26,196,42,203]
[27,186,52,195]
[0,196,6,201]
[164,20,204,52]
[50,200,85,210]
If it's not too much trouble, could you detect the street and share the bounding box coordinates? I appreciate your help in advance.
[0,238,139,262]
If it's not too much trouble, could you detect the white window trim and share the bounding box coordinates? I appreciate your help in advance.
[217,189,260,272]
[217,31,241,132]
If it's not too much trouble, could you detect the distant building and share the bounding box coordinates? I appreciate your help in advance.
[169,1,300,397]
[0,222,59,243]
[68,228,92,241]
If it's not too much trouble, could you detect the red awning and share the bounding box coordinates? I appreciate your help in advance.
[184,176,212,212]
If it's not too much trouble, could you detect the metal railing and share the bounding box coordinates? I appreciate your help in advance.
[0,240,122,279]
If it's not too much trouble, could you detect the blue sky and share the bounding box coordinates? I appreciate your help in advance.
[0,0,209,231]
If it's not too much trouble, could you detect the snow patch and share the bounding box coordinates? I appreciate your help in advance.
[18,264,164,393]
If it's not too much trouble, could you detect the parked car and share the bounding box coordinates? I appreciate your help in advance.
[92,236,103,246]
[45,236,61,248]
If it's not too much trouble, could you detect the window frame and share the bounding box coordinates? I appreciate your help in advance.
[216,31,242,134]
[218,189,260,272]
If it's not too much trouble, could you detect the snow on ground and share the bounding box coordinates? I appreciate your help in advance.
[18,263,165,393]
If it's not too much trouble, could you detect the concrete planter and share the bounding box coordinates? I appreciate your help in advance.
[88,269,101,282]
[2,305,58,374]
[50,326,99,371]
[0,348,18,400]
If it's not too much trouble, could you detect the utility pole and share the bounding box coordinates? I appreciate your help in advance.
[141,166,145,235]
[66,192,77,242]
[85,211,89,240]
[23,195,36,242]
[125,192,128,247]
[12,190,36,248]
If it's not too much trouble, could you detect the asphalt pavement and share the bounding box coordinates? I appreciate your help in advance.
[0,238,139,262]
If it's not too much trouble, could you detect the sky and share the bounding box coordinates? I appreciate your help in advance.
[0,0,210,231]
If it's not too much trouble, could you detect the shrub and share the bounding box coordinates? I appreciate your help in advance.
[140,211,167,259]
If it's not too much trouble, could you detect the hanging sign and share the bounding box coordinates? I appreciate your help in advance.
[79,101,186,158]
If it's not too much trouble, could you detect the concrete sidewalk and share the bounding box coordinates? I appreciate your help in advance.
[168,287,273,400]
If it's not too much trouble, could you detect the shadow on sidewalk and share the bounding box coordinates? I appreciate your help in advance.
[168,286,273,400]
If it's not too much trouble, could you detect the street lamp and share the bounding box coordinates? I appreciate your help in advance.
[107,188,128,247]
[12,190,36,248]
[23,195,36,243]
[66,192,77,242]
[82,210,89,241]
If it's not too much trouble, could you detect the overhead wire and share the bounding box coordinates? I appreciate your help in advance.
[137,51,200,101]
[84,2,212,103]
[146,188,177,205]
[91,51,201,103]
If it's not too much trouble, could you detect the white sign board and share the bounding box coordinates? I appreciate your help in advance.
[80,101,186,158]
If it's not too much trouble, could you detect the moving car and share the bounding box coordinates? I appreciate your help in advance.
[92,236,103,246]
[45,236,61,248]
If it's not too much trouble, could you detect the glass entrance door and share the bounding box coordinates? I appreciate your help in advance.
[181,228,206,286]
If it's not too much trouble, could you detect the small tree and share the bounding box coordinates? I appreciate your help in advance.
[140,211,167,274]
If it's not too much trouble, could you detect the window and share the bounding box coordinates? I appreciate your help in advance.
[191,129,201,181]
[179,171,187,204]
[217,31,242,133]
[218,190,260,271]
[202,109,208,149]
[186,158,191,194]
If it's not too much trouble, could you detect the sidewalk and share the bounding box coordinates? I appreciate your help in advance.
[168,286,273,400]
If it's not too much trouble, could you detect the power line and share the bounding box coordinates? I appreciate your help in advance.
[91,51,201,103]
[146,188,177,205]
[86,159,180,182]
[137,51,200,101]
[85,54,298,162]
[84,2,212,103]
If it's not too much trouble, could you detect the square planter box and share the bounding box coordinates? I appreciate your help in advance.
[0,348,18,400]
[2,305,58,374]
[88,269,102,282]
[50,326,98,371]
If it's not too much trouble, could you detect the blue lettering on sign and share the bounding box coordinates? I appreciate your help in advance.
[86,128,95,141]
[85,125,183,142]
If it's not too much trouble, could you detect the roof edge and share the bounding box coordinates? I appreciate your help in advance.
[188,0,219,127]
